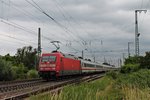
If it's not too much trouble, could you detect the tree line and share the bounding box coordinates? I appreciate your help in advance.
[0,46,39,81]
[1,45,150,81]
[121,52,150,73]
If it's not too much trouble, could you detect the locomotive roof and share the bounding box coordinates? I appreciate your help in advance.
[42,51,97,63]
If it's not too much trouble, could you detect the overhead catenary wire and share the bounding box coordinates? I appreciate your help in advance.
[31,0,85,41]
[25,0,85,48]
[0,0,42,23]
[1,0,146,61]
[53,0,140,59]
[0,19,36,35]
[54,0,92,38]
[146,0,150,9]
[0,17,80,53]
[53,0,91,44]
[52,0,87,42]
[0,0,63,42]
[52,0,95,57]
[0,33,37,45]
[5,2,104,55]
[9,0,71,41]
[0,36,28,45]
[1,19,56,44]
[0,0,59,39]
[26,1,83,53]
[0,18,55,50]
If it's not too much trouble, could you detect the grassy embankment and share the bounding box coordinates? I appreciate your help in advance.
[30,69,150,100]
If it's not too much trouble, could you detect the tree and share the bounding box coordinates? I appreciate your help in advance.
[2,53,16,65]
[140,52,150,69]
[121,52,150,73]
[124,56,142,65]
[121,56,142,73]
[15,46,37,69]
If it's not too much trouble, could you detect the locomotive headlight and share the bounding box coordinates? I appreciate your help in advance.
[40,64,46,67]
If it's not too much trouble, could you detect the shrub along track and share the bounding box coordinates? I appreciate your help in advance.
[0,73,105,100]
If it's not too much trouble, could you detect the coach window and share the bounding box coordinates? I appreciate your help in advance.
[81,63,84,67]
[84,64,86,67]
[91,64,93,67]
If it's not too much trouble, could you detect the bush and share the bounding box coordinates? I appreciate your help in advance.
[121,64,140,73]
[106,71,118,79]
[124,56,141,65]
[12,63,27,79]
[0,58,15,81]
[27,69,39,79]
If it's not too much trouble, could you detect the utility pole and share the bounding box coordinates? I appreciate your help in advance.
[37,28,41,70]
[119,58,122,67]
[82,50,84,59]
[93,57,95,62]
[128,42,133,58]
[135,10,147,56]
[122,53,125,65]
[104,56,106,63]
[38,28,41,57]
[81,49,88,59]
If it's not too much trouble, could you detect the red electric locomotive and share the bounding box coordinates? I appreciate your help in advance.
[38,51,116,80]
[38,51,81,79]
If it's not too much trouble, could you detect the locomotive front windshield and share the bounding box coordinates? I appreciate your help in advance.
[41,56,56,62]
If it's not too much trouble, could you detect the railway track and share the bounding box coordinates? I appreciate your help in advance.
[0,73,104,100]
[0,78,44,93]
[0,78,42,86]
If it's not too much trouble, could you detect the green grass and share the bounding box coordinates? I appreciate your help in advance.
[122,85,150,100]
[29,77,123,100]
[30,69,150,100]
[115,69,150,89]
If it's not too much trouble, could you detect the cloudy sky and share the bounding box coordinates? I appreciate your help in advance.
[0,0,150,65]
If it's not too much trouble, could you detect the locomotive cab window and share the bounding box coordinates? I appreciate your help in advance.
[41,56,49,62]
[41,56,56,62]
[49,56,56,62]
